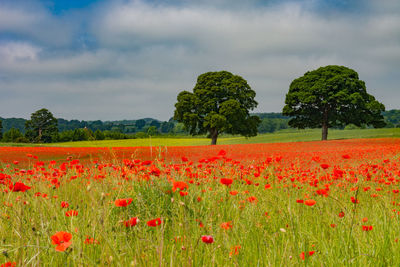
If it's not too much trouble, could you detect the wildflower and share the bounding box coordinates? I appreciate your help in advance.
[220,178,233,186]
[338,211,345,218]
[220,221,233,230]
[61,201,69,208]
[84,236,99,245]
[201,235,214,244]
[10,182,31,192]
[65,210,78,217]
[229,245,241,257]
[320,164,329,169]
[124,217,139,227]
[247,196,258,203]
[0,262,16,267]
[115,198,133,207]
[304,199,316,206]
[172,181,188,192]
[229,191,238,196]
[51,231,72,252]
[147,218,162,227]
[362,225,373,231]
[316,188,329,196]
[300,251,315,260]
[351,197,359,204]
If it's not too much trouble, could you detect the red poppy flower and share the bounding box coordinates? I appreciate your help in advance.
[316,188,329,196]
[351,197,359,204]
[65,210,78,217]
[220,221,233,230]
[61,201,69,208]
[320,164,330,169]
[147,218,162,227]
[84,236,99,244]
[338,211,345,218]
[247,196,258,203]
[201,235,214,244]
[10,182,31,192]
[115,198,133,207]
[0,262,16,267]
[304,199,316,206]
[362,225,373,231]
[300,251,315,260]
[51,231,72,252]
[220,178,233,186]
[229,191,238,195]
[124,217,139,227]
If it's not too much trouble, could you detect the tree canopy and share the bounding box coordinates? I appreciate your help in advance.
[25,108,58,143]
[174,71,260,145]
[283,65,385,140]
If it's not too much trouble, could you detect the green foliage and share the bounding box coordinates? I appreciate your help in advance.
[103,130,126,140]
[174,71,260,144]
[147,126,159,136]
[383,110,400,128]
[25,108,58,143]
[2,128,26,143]
[258,118,288,133]
[135,119,146,130]
[0,119,2,140]
[283,65,386,140]
[94,130,105,140]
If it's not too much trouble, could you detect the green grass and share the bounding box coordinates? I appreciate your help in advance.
[1,128,400,147]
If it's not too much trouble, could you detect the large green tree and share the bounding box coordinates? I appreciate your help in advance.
[283,65,385,140]
[174,71,260,145]
[25,108,58,143]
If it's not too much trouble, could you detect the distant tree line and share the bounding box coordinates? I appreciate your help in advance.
[0,109,189,143]
[1,108,399,143]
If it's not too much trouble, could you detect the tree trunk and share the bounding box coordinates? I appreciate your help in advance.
[322,122,328,141]
[210,128,218,145]
[321,107,328,141]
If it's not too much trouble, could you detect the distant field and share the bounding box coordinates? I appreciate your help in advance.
[1,128,400,147]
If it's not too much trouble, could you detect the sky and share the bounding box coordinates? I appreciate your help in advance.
[0,0,399,121]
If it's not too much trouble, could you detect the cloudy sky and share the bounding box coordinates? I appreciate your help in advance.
[0,0,399,121]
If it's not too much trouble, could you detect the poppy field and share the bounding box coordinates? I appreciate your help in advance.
[1,138,400,266]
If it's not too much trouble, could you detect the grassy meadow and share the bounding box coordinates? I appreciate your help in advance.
[1,128,400,148]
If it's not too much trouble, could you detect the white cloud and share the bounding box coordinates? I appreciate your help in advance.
[0,2,78,47]
[0,42,41,62]
[0,0,399,120]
